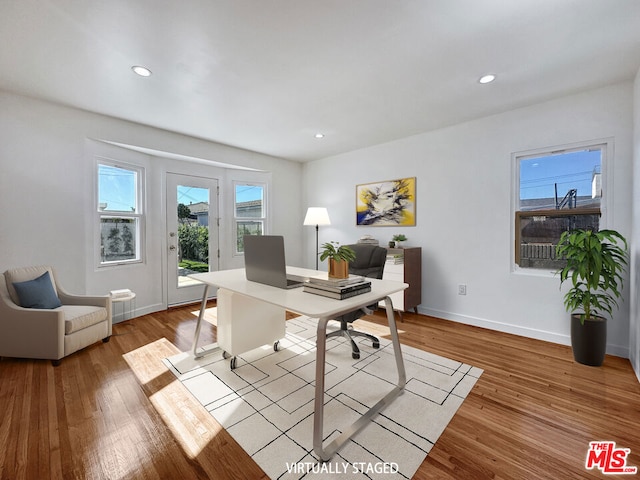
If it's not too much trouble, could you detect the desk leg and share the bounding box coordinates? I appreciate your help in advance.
[312,296,406,461]
[191,284,211,358]
[313,316,329,458]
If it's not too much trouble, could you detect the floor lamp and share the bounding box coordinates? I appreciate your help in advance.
[303,207,331,270]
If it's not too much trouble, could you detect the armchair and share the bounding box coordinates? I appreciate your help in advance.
[326,244,387,359]
[0,266,112,365]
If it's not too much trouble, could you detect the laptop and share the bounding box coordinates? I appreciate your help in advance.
[243,235,305,289]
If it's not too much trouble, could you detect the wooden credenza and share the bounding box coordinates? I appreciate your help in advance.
[382,247,422,320]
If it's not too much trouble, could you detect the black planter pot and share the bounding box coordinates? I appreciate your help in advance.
[570,314,607,366]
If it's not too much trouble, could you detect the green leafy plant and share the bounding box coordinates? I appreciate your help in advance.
[392,234,407,242]
[179,259,209,273]
[178,223,209,263]
[556,229,628,324]
[319,241,356,263]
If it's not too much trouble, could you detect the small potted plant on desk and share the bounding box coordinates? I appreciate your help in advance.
[392,234,407,248]
[320,241,356,279]
[556,228,628,366]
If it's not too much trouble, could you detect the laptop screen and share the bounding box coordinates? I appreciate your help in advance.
[243,235,303,289]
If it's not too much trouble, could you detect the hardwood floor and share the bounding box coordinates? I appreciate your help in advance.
[1,305,639,479]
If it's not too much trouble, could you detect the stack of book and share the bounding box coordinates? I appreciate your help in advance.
[303,275,371,300]
[110,288,132,298]
[357,235,379,245]
[386,253,404,265]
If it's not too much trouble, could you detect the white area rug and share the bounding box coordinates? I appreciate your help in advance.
[164,316,482,479]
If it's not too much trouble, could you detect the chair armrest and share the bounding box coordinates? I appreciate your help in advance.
[0,299,65,360]
[57,288,110,308]
[0,297,62,317]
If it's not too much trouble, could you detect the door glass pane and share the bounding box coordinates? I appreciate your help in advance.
[177,185,209,288]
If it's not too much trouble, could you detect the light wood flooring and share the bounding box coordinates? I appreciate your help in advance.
[1,304,639,479]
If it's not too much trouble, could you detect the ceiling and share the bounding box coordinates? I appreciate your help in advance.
[1,0,640,162]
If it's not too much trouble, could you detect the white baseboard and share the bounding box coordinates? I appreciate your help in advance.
[418,306,629,359]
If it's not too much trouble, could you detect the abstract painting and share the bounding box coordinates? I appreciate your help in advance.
[356,177,416,226]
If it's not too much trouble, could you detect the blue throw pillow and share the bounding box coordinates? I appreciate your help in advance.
[12,271,62,309]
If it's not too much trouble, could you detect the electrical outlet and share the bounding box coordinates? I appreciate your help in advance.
[458,284,467,295]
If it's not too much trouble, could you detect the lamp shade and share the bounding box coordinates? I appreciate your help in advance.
[303,207,331,226]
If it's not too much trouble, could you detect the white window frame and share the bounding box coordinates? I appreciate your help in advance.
[233,180,267,255]
[96,159,145,267]
[511,138,613,274]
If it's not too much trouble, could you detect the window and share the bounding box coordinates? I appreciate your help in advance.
[514,142,607,269]
[234,182,265,253]
[97,162,144,265]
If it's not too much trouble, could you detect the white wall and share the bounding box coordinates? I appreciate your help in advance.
[304,82,634,357]
[0,90,304,318]
[631,68,640,380]
[2,82,637,362]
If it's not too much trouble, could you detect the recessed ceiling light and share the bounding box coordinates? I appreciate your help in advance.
[478,74,496,84]
[314,133,324,139]
[131,65,152,77]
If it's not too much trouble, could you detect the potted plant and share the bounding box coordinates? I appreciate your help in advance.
[556,228,628,366]
[392,234,407,248]
[320,241,356,279]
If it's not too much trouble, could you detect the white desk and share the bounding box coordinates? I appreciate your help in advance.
[189,266,408,462]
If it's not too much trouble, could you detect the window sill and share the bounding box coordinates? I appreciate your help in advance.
[511,265,558,278]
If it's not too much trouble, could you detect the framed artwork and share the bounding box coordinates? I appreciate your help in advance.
[356,177,416,226]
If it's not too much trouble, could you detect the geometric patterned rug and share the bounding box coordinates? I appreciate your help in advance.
[164,316,482,479]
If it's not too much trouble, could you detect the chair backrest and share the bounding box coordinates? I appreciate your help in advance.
[346,244,387,279]
[3,266,58,306]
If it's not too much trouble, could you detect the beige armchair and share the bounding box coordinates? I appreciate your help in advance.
[0,266,112,365]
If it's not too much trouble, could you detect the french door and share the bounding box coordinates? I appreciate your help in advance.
[166,173,219,306]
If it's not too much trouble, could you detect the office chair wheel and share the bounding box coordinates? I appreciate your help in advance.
[230,356,237,370]
[273,341,279,352]
[352,352,360,360]
[373,341,380,349]
[222,351,230,359]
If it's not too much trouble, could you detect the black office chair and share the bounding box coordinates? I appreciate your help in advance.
[326,244,387,359]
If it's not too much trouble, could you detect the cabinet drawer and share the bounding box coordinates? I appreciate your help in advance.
[384,263,404,275]
[384,272,404,282]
